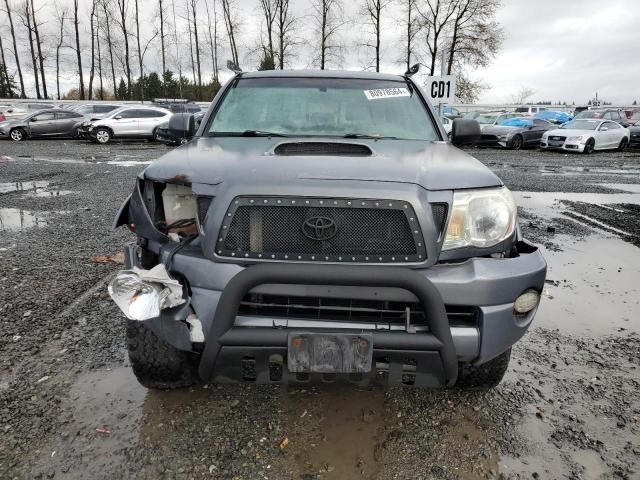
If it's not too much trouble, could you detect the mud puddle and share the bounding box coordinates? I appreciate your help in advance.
[0,180,75,197]
[0,207,48,230]
[282,386,385,479]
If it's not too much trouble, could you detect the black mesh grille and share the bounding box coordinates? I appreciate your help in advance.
[197,196,213,226]
[431,203,448,236]
[217,197,426,263]
[274,142,372,156]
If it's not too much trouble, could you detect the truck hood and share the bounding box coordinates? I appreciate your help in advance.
[143,137,502,191]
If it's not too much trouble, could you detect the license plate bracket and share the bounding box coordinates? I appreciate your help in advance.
[287,333,373,373]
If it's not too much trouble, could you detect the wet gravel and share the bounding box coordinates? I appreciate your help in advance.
[0,140,639,479]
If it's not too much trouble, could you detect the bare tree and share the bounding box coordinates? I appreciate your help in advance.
[511,86,535,105]
[88,0,98,99]
[134,0,144,100]
[360,0,392,72]
[171,0,183,97]
[114,0,131,97]
[275,0,295,69]
[222,0,240,67]
[0,34,9,91]
[101,0,117,98]
[204,0,219,82]
[185,0,197,84]
[2,0,26,97]
[53,3,67,99]
[96,6,104,99]
[20,0,41,98]
[311,0,344,69]
[29,0,46,98]
[189,0,202,91]
[72,0,85,99]
[399,0,420,71]
[446,0,502,75]
[158,0,166,75]
[417,0,457,75]
[258,0,277,66]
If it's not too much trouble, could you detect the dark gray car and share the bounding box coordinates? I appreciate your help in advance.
[0,109,86,141]
[479,118,554,149]
[109,70,546,390]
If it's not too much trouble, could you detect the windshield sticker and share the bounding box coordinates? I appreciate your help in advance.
[364,88,410,100]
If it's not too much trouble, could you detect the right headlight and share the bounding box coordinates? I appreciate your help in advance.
[442,186,517,250]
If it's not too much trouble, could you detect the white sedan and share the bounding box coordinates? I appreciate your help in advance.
[540,119,630,153]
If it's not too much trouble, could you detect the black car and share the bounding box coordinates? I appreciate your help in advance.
[0,109,86,141]
[629,120,640,148]
[154,111,205,145]
[478,118,554,150]
[574,109,630,127]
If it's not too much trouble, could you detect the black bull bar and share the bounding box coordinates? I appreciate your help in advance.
[198,264,458,386]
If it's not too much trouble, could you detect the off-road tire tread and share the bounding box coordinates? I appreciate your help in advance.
[456,348,511,389]
[126,320,198,389]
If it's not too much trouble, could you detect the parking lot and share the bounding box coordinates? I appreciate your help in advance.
[0,140,639,479]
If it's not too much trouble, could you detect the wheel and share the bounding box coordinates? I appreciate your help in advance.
[9,128,25,141]
[94,127,111,144]
[151,128,158,141]
[455,348,511,389]
[618,137,629,151]
[584,138,595,154]
[510,134,523,150]
[179,137,189,145]
[126,320,199,389]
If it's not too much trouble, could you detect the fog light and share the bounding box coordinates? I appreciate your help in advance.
[514,290,540,315]
[108,265,185,321]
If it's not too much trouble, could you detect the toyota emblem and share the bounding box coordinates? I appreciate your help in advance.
[302,216,338,241]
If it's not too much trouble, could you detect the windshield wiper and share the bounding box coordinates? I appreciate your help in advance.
[343,133,399,139]
[213,130,288,137]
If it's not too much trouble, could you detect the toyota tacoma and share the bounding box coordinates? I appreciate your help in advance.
[110,69,546,389]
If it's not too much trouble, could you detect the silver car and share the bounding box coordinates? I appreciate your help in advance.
[85,106,172,144]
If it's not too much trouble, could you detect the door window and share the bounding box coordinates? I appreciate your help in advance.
[31,112,56,121]
[117,110,140,119]
[56,111,81,119]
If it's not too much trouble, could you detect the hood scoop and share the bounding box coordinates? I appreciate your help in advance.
[274,142,373,157]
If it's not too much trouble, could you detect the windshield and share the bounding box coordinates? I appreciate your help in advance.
[206,77,438,140]
[575,111,603,119]
[514,107,530,113]
[476,113,500,124]
[560,120,599,130]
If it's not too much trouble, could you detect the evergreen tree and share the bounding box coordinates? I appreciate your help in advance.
[116,78,128,100]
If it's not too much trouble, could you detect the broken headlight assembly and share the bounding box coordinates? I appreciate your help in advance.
[442,186,516,251]
[108,264,185,321]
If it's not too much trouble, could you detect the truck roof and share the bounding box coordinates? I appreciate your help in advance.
[239,69,405,81]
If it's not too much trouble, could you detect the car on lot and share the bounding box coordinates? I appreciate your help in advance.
[0,109,86,141]
[574,108,630,127]
[68,103,122,120]
[540,119,630,153]
[476,111,524,130]
[82,106,172,144]
[442,106,462,119]
[154,110,206,145]
[0,104,27,118]
[629,119,640,149]
[514,106,547,116]
[109,70,546,391]
[440,115,453,136]
[153,99,203,114]
[534,110,573,125]
[462,110,487,120]
[479,117,554,150]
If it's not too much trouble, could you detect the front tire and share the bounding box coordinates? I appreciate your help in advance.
[510,134,523,150]
[455,348,511,389]
[584,138,595,154]
[94,127,111,144]
[126,320,198,389]
[619,137,629,151]
[9,128,25,141]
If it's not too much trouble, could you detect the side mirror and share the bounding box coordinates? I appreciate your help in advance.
[450,118,481,146]
[114,115,122,120]
[600,126,608,131]
[30,117,38,122]
[168,113,196,142]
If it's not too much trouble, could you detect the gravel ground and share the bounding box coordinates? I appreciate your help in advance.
[0,140,639,480]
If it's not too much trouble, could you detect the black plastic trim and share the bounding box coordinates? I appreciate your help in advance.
[198,263,457,386]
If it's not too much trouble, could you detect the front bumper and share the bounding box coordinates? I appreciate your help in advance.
[124,238,547,386]
[540,139,585,152]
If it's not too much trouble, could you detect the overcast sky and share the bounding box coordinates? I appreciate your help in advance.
[3,0,638,104]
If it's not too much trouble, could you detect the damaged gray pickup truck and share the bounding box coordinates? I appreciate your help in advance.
[110,70,546,390]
